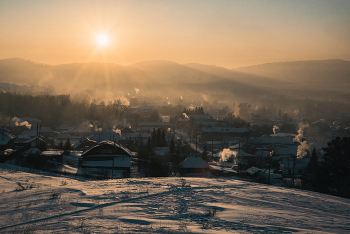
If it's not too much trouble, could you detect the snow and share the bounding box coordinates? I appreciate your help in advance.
[0,163,350,233]
[180,156,210,169]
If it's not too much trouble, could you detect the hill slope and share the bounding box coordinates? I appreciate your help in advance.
[235,59,350,91]
[0,164,349,233]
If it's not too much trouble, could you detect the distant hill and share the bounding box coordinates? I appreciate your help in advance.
[184,63,284,87]
[0,58,349,104]
[235,59,350,91]
[0,58,270,103]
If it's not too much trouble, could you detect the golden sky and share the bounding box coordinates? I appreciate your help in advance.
[1,0,350,68]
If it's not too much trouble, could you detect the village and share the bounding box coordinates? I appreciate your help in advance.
[1,94,348,190]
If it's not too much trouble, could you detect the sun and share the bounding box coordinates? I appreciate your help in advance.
[97,34,108,46]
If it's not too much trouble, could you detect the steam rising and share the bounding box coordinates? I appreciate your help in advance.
[297,141,310,158]
[11,117,32,129]
[273,125,280,134]
[294,123,310,158]
[135,88,139,94]
[293,123,309,143]
[219,148,237,164]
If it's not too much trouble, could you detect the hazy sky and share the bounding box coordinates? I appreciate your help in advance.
[1,0,350,68]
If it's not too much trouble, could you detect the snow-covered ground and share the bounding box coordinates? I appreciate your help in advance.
[0,163,349,233]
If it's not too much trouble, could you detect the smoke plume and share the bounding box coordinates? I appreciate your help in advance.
[297,141,310,158]
[219,148,237,164]
[11,117,32,129]
[293,123,309,143]
[293,123,310,158]
[273,125,280,134]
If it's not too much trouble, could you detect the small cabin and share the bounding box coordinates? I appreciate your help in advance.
[78,140,132,178]
[178,156,210,176]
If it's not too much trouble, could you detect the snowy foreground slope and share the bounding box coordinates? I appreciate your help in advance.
[0,164,349,234]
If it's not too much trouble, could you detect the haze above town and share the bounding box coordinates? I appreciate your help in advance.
[1,0,350,68]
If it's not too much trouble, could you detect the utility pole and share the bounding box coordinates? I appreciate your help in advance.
[112,138,116,179]
[268,151,273,184]
[211,136,214,161]
[291,154,296,187]
[195,135,197,158]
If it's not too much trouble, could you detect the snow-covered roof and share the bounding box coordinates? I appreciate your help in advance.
[257,135,294,145]
[180,156,210,169]
[58,124,71,130]
[201,127,250,133]
[83,140,132,157]
[0,128,16,145]
[18,130,37,139]
[73,138,97,149]
[246,166,261,175]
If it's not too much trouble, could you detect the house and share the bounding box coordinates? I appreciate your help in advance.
[73,138,97,152]
[178,156,210,176]
[15,130,38,142]
[120,126,134,134]
[139,122,170,132]
[77,140,132,178]
[68,126,93,137]
[57,124,72,132]
[121,132,150,146]
[280,157,310,178]
[176,118,189,129]
[17,136,47,151]
[40,150,64,162]
[87,131,126,145]
[201,127,250,141]
[0,127,16,159]
[39,127,55,138]
[228,148,259,167]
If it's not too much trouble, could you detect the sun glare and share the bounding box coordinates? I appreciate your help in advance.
[97,34,108,46]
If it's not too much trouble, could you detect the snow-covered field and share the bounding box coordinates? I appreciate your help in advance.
[0,163,349,233]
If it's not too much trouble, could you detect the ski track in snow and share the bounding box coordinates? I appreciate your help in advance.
[0,164,350,233]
